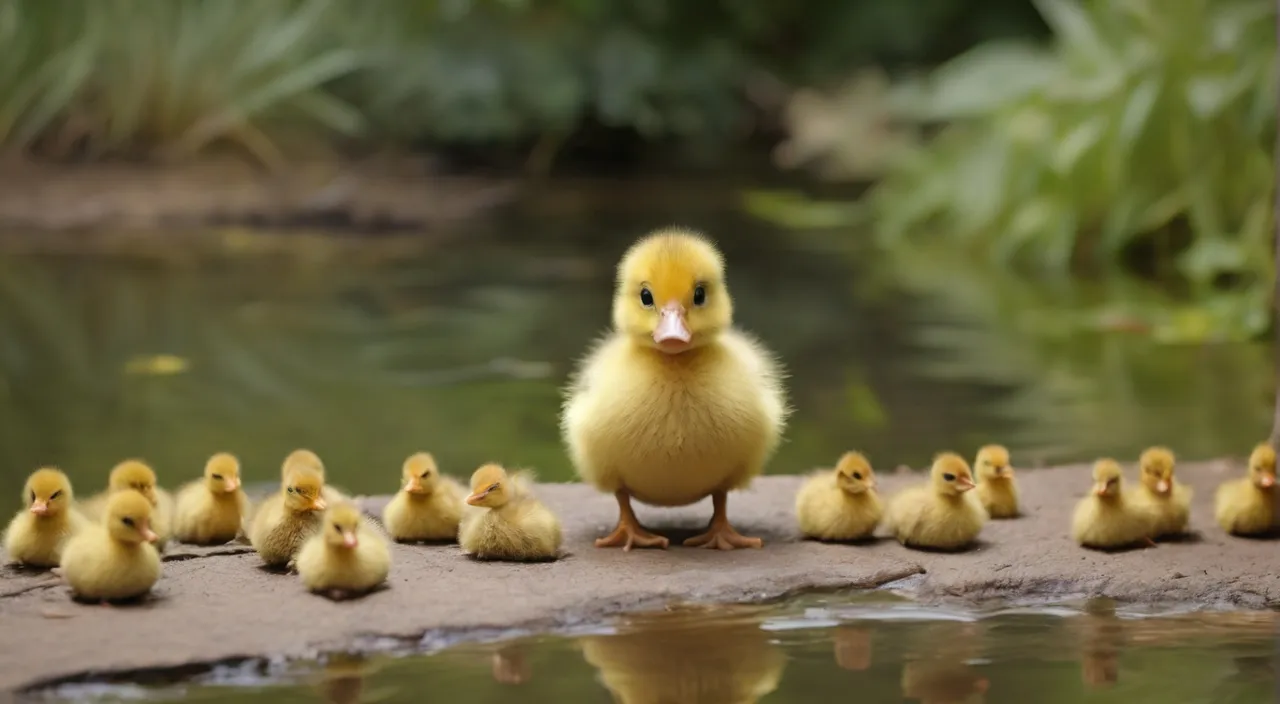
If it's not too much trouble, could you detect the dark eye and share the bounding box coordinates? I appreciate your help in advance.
[488,483,501,492]
[639,287,654,308]
[420,471,430,478]
[212,474,223,480]
[29,491,35,503]
[852,472,863,480]
[943,473,956,481]
[333,523,343,533]
[122,517,135,527]
[50,490,62,500]
[692,284,706,306]
[287,487,295,494]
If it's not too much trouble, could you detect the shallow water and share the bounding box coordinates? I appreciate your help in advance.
[0,189,1270,496]
[33,596,1280,703]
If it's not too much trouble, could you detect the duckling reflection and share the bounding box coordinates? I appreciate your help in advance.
[313,653,384,704]
[1077,599,1123,689]
[833,626,872,671]
[900,622,988,704]
[579,608,785,704]
[492,645,531,685]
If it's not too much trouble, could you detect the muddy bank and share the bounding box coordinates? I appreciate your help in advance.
[1,458,1274,692]
[0,158,518,232]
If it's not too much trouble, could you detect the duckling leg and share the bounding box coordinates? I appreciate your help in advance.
[595,490,669,550]
[683,491,762,550]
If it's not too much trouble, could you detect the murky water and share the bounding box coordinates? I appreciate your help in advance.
[31,597,1280,703]
[0,190,1271,497]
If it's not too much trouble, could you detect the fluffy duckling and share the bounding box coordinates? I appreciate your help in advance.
[561,228,789,551]
[282,449,351,505]
[974,444,1020,518]
[173,453,249,545]
[885,453,986,551]
[795,451,883,542]
[458,464,561,561]
[79,460,173,550]
[382,452,464,543]
[1215,443,1277,536]
[1132,446,1192,538]
[296,503,390,599]
[60,490,161,603]
[4,468,90,568]
[1071,459,1158,550]
[249,465,328,568]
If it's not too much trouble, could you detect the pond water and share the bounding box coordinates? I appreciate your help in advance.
[32,596,1280,703]
[0,184,1271,496]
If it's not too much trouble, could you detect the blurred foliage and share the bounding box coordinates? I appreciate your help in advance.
[0,0,1046,162]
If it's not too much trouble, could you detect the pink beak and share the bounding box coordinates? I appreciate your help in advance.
[955,477,976,492]
[1261,475,1275,488]
[29,500,49,516]
[653,303,692,347]
[141,525,159,543]
[341,531,358,548]
[1155,480,1170,494]
[225,478,240,492]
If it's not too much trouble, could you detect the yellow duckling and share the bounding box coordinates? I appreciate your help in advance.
[382,452,464,543]
[1215,443,1277,536]
[79,460,174,550]
[249,465,328,568]
[795,451,883,542]
[60,490,161,603]
[4,468,90,568]
[458,464,561,561]
[886,453,986,551]
[282,449,351,505]
[561,228,789,551]
[1071,459,1157,550]
[974,444,1019,518]
[173,453,249,545]
[296,503,390,599]
[1131,446,1192,538]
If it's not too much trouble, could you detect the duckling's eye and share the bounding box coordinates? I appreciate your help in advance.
[942,473,956,482]
[287,487,295,494]
[211,474,223,480]
[121,517,135,527]
[692,284,706,307]
[420,471,430,478]
[49,490,62,500]
[852,472,863,480]
[29,491,35,503]
[333,523,343,533]
[487,482,501,492]
[639,287,654,308]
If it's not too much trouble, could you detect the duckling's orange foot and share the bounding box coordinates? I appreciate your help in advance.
[683,522,763,550]
[595,521,670,551]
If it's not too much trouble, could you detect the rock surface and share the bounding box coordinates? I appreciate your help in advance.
[1,459,1275,692]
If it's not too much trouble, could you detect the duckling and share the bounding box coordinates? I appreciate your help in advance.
[795,451,883,542]
[1215,443,1277,536]
[79,460,173,550]
[974,444,1020,518]
[885,453,986,551]
[1131,446,1192,538]
[561,228,790,551]
[1071,459,1158,550]
[4,468,90,568]
[458,464,561,561]
[59,490,161,603]
[282,449,351,504]
[172,453,249,545]
[249,465,328,568]
[295,503,390,599]
[381,452,464,543]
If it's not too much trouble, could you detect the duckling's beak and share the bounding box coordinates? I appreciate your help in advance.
[29,500,48,516]
[1155,479,1170,494]
[140,523,158,543]
[955,477,976,492]
[405,478,424,493]
[865,478,877,490]
[653,303,691,349]
[999,466,1014,478]
[341,530,358,548]
[224,478,240,492]
[311,496,328,511]
[465,490,487,506]
[1093,483,1109,496]
[1261,475,1275,488]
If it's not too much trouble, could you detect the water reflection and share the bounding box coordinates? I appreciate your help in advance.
[900,622,988,703]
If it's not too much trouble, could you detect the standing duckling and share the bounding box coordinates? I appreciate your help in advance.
[974,444,1020,518]
[79,460,174,551]
[4,468,90,568]
[382,452,464,543]
[1215,443,1277,537]
[60,490,161,603]
[562,228,789,551]
[1131,446,1192,538]
[249,465,328,568]
[795,451,883,542]
[173,453,249,545]
[296,503,390,599]
[282,449,351,505]
[1071,459,1157,550]
[459,464,561,561]
[885,453,986,551]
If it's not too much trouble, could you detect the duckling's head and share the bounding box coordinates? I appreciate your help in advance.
[974,444,1013,482]
[1137,446,1175,495]
[283,448,325,479]
[930,453,975,496]
[466,463,512,509]
[401,452,439,495]
[23,468,73,517]
[834,452,876,494]
[105,490,158,544]
[612,228,732,354]
[108,460,159,505]
[323,504,362,549]
[1248,443,1276,489]
[1092,459,1123,497]
[283,467,327,513]
[203,453,241,494]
